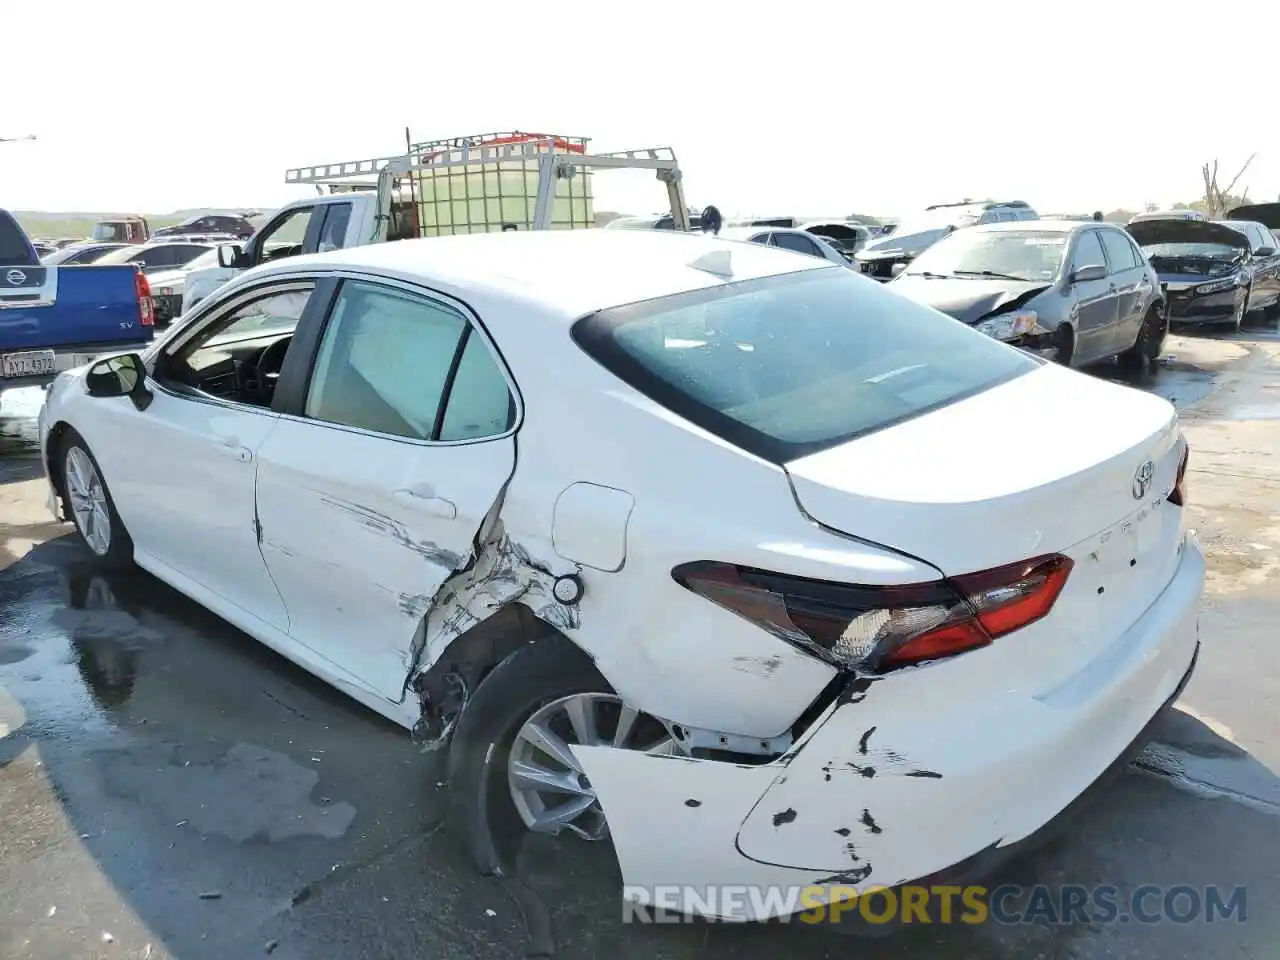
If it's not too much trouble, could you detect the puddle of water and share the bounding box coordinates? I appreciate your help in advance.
[1221,404,1280,421]
[97,741,357,843]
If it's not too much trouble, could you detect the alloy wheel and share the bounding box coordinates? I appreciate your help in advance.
[64,447,111,556]
[507,692,680,840]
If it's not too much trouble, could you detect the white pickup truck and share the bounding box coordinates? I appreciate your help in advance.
[183,131,690,313]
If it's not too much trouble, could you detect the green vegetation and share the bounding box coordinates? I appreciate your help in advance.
[12,210,221,241]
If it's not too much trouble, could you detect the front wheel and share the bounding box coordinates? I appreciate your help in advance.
[59,430,134,569]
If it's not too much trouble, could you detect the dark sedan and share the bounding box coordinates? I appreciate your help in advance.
[891,219,1166,370]
[1126,219,1257,331]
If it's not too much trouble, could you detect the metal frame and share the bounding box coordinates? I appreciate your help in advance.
[284,133,688,234]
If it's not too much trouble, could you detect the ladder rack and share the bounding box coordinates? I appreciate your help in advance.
[285,142,683,187]
[285,133,689,232]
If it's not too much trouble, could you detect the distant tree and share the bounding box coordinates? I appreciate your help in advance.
[1200,155,1256,218]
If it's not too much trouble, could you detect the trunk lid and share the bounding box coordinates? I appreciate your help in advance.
[785,362,1181,575]
[785,362,1188,689]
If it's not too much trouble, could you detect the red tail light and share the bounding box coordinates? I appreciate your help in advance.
[135,270,154,327]
[673,554,1073,673]
[1169,444,1189,506]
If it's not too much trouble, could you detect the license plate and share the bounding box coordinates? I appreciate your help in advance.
[2,349,56,378]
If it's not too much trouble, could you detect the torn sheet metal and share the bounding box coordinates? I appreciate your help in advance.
[406,519,582,721]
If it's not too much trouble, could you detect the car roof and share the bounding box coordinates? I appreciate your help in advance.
[964,219,1100,235]
[246,229,834,318]
[716,225,783,240]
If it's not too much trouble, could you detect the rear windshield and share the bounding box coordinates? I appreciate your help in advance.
[571,268,1038,463]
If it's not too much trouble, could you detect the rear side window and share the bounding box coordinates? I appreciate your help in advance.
[571,269,1038,463]
[773,232,824,257]
[305,280,514,442]
[317,203,352,251]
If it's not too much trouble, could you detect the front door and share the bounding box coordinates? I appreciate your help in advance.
[1066,229,1118,364]
[91,281,321,632]
[254,277,518,700]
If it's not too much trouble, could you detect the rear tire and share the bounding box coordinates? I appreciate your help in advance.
[1119,306,1164,372]
[446,634,614,875]
[57,429,134,570]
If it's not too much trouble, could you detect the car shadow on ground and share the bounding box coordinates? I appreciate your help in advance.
[2,536,1279,959]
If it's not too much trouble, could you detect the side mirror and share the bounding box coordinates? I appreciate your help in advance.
[1069,263,1108,284]
[84,353,152,411]
[1255,246,1275,258]
[216,244,244,268]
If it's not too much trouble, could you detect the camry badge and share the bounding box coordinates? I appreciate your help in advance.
[1132,459,1155,500]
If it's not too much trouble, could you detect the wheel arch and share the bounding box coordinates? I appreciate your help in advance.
[44,419,76,507]
[409,598,600,749]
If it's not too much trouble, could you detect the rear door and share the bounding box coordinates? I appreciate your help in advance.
[1066,230,1118,363]
[1098,228,1149,353]
[254,275,518,700]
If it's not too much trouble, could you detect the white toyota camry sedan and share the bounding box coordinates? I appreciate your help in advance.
[37,228,1203,920]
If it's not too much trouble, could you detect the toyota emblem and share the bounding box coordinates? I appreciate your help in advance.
[1132,459,1155,500]
[5,269,26,286]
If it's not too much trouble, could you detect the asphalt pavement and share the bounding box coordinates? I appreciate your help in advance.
[2,336,1279,959]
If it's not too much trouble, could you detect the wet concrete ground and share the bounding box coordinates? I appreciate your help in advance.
[2,334,1279,959]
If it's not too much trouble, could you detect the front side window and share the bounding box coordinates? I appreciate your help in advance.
[162,283,316,404]
[906,229,1067,282]
[304,281,513,442]
[1070,231,1108,271]
[571,268,1037,463]
[257,207,315,263]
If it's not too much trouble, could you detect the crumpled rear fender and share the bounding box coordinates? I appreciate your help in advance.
[571,746,824,920]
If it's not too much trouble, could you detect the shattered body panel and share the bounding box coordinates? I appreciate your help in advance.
[573,534,1203,919]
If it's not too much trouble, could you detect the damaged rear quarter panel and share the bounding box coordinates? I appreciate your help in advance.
[569,746,825,920]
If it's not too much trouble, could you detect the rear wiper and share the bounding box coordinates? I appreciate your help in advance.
[907,270,953,279]
[952,269,1029,281]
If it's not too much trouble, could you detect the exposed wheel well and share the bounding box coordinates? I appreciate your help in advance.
[410,602,593,748]
[45,420,73,511]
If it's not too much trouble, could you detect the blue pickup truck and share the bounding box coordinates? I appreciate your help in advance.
[1,209,154,397]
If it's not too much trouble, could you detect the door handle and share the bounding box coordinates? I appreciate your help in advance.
[395,484,457,519]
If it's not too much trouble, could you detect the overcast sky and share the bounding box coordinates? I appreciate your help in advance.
[4,1,1276,219]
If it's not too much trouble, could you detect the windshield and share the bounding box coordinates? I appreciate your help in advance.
[905,229,1067,282]
[93,245,149,265]
[91,222,132,242]
[890,208,981,237]
[1142,242,1242,261]
[571,268,1037,463]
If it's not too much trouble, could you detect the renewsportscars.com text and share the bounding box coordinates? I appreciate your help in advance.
[622,883,1248,925]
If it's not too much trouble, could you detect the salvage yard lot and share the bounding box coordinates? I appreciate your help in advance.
[2,332,1280,960]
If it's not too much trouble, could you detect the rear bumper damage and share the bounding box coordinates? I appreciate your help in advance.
[573,532,1204,921]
